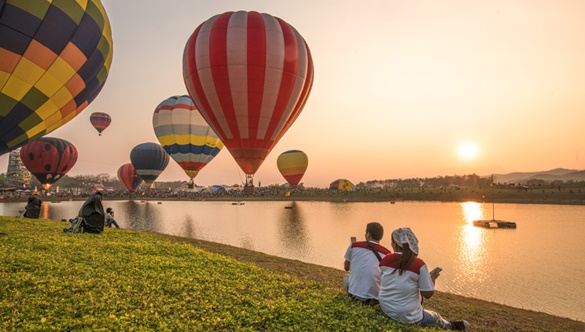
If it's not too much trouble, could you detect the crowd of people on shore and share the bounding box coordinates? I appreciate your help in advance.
[0,185,364,202]
[343,223,470,330]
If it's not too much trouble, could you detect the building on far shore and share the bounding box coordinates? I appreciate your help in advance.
[6,149,31,189]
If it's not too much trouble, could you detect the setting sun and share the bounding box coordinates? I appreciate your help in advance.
[458,143,479,159]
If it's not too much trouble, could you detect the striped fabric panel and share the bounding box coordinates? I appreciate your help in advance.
[279,166,308,177]
[134,170,163,185]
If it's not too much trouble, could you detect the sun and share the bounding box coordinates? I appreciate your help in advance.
[458,143,479,159]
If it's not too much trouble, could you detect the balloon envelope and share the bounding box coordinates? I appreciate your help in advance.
[329,179,354,192]
[19,137,78,190]
[152,95,223,179]
[183,11,314,177]
[117,163,143,193]
[0,0,113,155]
[90,112,111,135]
[277,150,308,188]
[197,185,226,194]
[130,143,169,186]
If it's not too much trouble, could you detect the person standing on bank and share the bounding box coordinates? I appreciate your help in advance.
[343,222,391,305]
[105,207,120,228]
[378,227,469,330]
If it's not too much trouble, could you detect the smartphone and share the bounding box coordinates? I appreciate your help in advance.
[350,236,357,243]
[431,267,443,274]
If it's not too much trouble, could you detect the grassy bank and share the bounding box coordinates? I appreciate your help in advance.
[1,217,584,331]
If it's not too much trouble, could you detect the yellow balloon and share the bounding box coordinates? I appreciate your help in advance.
[277,150,309,188]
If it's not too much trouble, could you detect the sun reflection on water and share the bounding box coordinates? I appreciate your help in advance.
[461,201,484,224]
[41,203,49,219]
[456,202,491,285]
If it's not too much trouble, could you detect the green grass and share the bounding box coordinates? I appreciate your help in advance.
[2,217,585,331]
[0,217,415,331]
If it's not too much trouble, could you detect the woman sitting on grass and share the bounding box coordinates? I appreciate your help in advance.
[378,227,469,330]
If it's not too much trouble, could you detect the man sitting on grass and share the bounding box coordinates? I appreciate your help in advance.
[343,222,391,305]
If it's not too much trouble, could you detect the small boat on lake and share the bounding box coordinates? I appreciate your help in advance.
[473,174,517,229]
[473,219,517,229]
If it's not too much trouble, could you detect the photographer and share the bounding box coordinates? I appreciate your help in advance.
[105,207,120,228]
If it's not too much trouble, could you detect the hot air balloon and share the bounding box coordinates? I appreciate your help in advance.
[130,143,169,187]
[329,179,355,192]
[0,0,114,155]
[90,112,111,136]
[152,95,224,181]
[183,11,314,191]
[197,185,226,194]
[19,137,78,190]
[277,150,308,188]
[117,163,143,193]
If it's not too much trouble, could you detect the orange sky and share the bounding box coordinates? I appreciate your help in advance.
[2,0,585,188]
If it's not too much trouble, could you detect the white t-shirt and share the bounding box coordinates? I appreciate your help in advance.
[344,241,391,300]
[378,252,434,323]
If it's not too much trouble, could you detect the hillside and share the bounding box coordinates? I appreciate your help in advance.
[492,168,584,183]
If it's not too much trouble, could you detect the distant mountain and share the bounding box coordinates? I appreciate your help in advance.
[491,168,584,183]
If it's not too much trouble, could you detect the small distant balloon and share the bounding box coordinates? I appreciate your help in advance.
[19,137,78,190]
[197,185,226,194]
[130,143,169,186]
[277,150,308,188]
[90,112,112,136]
[152,95,223,180]
[329,179,354,192]
[0,0,114,155]
[117,163,143,193]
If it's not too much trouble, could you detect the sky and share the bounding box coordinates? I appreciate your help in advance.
[2,0,585,188]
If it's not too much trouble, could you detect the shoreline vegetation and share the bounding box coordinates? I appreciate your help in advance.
[1,217,584,331]
[3,184,585,206]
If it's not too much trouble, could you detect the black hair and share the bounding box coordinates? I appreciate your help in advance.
[366,222,384,241]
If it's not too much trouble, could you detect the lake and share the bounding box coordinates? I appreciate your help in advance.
[1,199,584,322]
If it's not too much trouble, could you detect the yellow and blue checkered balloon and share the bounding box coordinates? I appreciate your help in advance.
[0,0,113,155]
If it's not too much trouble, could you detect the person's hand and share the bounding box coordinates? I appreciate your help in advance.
[430,268,441,283]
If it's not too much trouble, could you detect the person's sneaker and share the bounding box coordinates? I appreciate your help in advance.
[450,320,469,330]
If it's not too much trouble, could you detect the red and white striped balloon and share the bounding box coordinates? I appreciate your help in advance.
[183,11,314,179]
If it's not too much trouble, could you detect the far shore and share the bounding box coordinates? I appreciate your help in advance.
[2,192,585,206]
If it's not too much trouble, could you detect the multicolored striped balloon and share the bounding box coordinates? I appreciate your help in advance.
[183,11,314,184]
[130,143,169,186]
[152,95,223,180]
[277,150,308,188]
[0,0,113,155]
[90,112,111,136]
[117,163,143,193]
